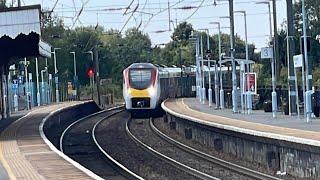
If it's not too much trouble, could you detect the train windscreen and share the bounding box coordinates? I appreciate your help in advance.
[129,68,152,90]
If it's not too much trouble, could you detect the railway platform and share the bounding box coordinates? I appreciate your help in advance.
[163,98,320,146]
[0,110,31,180]
[162,98,320,179]
[0,102,95,180]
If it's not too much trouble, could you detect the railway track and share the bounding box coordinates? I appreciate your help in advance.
[60,109,281,180]
[61,108,203,179]
[60,107,131,179]
[129,117,283,180]
[94,111,205,180]
[149,118,282,180]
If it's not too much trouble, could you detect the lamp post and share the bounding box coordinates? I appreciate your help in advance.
[24,58,30,109]
[93,46,101,106]
[199,28,212,107]
[35,57,40,106]
[199,34,206,103]
[210,21,223,109]
[52,48,61,103]
[195,32,201,102]
[191,31,201,101]
[301,0,312,122]
[174,35,184,98]
[196,34,201,102]
[220,15,238,112]
[41,68,47,105]
[48,74,53,103]
[45,58,50,105]
[257,1,277,118]
[70,51,78,100]
[234,10,249,113]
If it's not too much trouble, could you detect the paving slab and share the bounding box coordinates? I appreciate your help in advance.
[0,102,92,180]
[183,98,320,132]
[162,98,320,147]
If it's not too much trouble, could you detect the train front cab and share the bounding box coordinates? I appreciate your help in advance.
[123,66,160,116]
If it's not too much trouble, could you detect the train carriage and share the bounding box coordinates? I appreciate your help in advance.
[123,62,236,113]
[123,63,186,112]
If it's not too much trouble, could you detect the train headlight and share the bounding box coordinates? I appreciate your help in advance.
[147,87,156,96]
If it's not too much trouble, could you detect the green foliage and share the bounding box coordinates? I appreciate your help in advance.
[253,63,270,86]
[313,67,320,86]
[0,0,6,9]
[34,16,254,90]
[171,22,193,44]
[272,0,320,87]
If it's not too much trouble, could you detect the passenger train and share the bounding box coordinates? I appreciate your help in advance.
[123,63,176,111]
[123,63,239,113]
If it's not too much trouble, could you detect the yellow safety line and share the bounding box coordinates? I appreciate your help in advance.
[0,140,17,180]
[0,112,33,180]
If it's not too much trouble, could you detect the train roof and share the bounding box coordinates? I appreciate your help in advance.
[127,63,157,69]
[125,63,240,73]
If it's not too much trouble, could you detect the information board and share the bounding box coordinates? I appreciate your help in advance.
[244,73,257,94]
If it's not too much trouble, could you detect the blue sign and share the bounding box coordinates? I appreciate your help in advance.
[12,84,18,90]
[18,76,23,84]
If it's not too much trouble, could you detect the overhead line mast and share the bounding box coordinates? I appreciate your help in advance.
[168,1,171,31]
[228,0,238,113]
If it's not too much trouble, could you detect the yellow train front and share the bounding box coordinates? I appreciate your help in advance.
[123,63,160,111]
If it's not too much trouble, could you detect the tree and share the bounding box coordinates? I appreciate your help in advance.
[274,0,320,86]
[0,0,6,9]
[171,22,193,44]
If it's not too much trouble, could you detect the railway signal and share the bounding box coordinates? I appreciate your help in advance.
[87,67,94,78]
[87,67,94,100]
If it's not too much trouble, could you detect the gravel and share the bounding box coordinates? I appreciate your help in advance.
[153,117,301,180]
[95,111,197,180]
[62,109,126,179]
[130,117,254,180]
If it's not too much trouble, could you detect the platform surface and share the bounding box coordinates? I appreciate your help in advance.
[162,98,320,147]
[0,111,29,180]
[0,102,92,180]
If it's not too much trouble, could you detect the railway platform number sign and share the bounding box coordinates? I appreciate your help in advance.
[244,73,257,95]
[261,47,273,59]
[293,54,303,68]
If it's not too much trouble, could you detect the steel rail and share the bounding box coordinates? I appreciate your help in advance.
[149,118,282,180]
[92,111,144,180]
[126,118,220,180]
[59,105,123,152]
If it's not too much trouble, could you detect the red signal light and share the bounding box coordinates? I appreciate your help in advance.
[87,68,94,77]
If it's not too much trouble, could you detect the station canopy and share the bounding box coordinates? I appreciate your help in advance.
[0,5,51,66]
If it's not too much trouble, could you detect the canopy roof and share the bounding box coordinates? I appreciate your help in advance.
[0,5,51,66]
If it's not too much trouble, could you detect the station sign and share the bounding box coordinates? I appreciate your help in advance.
[293,54,303,68]
[244,73,257,94]
[192,85,196,92]
[18,75,23,84]
[261,47,273,59]
[12,84,18,90]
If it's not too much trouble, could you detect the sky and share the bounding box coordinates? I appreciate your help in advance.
[20,0,288,49]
